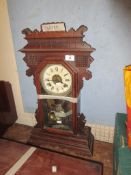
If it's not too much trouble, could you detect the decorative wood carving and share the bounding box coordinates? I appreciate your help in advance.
[21,24,95,81]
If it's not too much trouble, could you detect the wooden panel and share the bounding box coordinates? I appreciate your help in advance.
[0,82,10,112]
[16,149,103,175]
[1,123,112,175]
[0,139,30,175]
[0,81,17,126]
[28,126,94,158]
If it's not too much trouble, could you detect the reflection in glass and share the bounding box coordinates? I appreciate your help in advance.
[43,99,72,130]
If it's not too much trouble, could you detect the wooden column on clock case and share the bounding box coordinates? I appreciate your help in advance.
[20,23,95,159]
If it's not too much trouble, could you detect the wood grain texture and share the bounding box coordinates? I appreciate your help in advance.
[0,139,30,175]
[1,123,113,175]
[16,149,103,175]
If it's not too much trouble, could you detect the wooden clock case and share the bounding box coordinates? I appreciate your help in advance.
[34,57,81,134]
[21,22,95,159]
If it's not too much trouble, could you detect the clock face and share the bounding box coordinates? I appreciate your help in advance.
[40,64,72,95]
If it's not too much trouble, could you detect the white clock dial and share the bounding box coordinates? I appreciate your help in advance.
[40,64,72,95]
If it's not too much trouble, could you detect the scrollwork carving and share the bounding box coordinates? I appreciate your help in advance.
[22,28,32,35]
[77,113,86,134]
[76,25,88,34]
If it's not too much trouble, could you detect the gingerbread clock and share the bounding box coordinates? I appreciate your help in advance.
[21,22,95,158]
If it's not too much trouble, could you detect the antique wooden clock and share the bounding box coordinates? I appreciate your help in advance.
[21,22,95,159]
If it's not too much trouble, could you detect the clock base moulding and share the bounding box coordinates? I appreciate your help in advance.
[28,114,94,158]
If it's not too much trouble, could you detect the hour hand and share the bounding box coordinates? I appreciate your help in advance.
[46,79,52,81]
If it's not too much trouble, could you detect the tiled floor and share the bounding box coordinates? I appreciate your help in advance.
[0,123,113,175]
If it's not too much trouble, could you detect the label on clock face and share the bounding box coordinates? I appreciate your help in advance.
[65,55,75,61]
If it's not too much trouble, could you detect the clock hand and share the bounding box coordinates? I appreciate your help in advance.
[55,79,68,86]
[46,77,68,87]
[54,78,68,87]
[46,79,53,81]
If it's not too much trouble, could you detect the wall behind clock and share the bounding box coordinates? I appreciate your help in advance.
[6,0,131,126]
[0,0,36,126]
